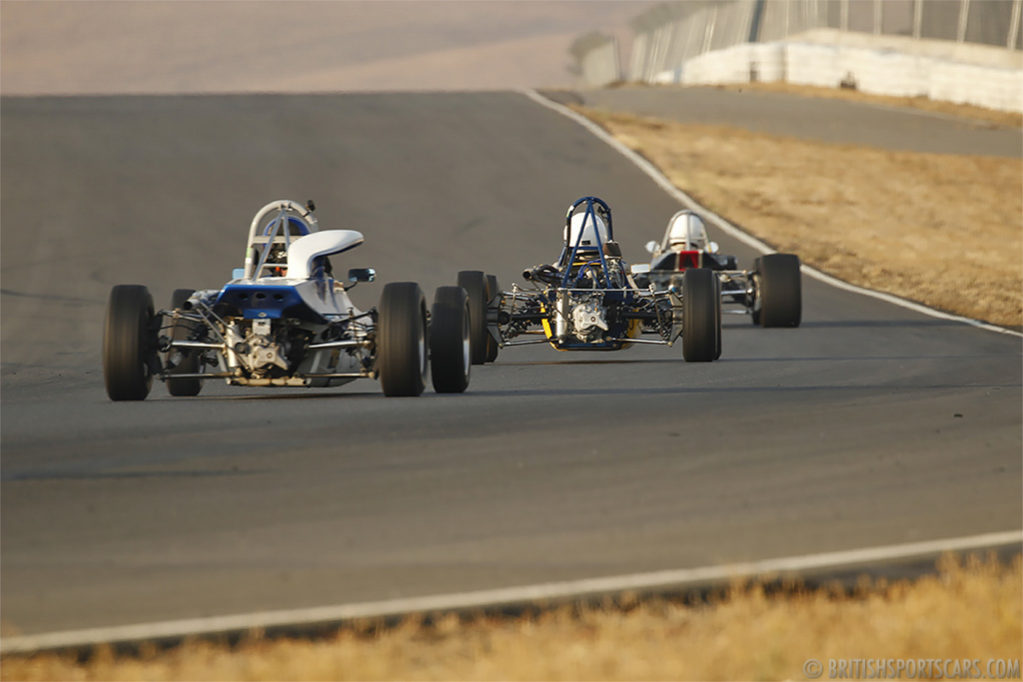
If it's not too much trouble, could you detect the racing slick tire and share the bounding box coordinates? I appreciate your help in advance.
[165,289,202,397]
[714,275,723,360]
[756,253,802,328]
[103,284,157,401]
[682,268,718,363]
[457,270,489,365]
[377,282,428,397]
[751,259,761,326]
[484,273,500,363]
[430,286,471,393]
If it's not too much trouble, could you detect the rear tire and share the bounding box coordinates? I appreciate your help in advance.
[430,286,470,393]
[757,253,801,327]
[484,274,500,363]
[377,282,427,397]
[457,270,488,365]
[166,289,202,397]
[682,268,717,363]
[103,285,157,401]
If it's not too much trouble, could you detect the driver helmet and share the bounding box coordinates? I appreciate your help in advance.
[266,244,288,264]
[667,211,709,251]
[265,243,288,276]
[564,212,610,250]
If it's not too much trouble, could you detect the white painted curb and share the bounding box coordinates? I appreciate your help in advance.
[2,530,1019,655]
[522,89,1022,339]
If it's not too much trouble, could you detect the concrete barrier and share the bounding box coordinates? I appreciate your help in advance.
[653,31,1023,112]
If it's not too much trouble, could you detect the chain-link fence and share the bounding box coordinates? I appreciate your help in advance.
[624,0,1020,82]
[572,0,1021,86]
[571,0,1021,111]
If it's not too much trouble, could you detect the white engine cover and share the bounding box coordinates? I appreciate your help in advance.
[286,230,364,280]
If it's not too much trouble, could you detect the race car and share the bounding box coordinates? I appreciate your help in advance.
[456,196,722,364]
[631,210,802,327]
[102,199,471,400]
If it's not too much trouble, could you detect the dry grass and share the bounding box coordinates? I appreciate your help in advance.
[577,106,1023,328]
[2,554,1019,681]
[709,82,1023,129]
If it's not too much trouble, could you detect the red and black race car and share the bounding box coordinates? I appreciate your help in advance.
[631,210,802,327]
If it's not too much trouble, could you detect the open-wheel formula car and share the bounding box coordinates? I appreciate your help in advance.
[631,210,802,327]
[455,196,721,364]
[103,199,471,400]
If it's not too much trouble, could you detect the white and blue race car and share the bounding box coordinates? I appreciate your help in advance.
[103,199,471,400]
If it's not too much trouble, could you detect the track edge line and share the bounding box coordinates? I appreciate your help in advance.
[3,529,1020,655]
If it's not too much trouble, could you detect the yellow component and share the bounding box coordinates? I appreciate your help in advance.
[540,312,554,340]
[538,303,567,350]
[627,317,642,338]
[614,317,642,350]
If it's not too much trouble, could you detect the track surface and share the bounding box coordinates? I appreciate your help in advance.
[2,92,1020,636]
[550,86,1022,157]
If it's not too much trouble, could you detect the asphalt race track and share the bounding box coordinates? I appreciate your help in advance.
[2,92,1020,637]
[550,85,1022,157]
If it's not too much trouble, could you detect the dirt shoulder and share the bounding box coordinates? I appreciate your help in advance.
[3,555,1018,680]
[575,105,1022,329]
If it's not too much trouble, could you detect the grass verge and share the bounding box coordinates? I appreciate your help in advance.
[574,105,1022,329]
[1,554,1019,681]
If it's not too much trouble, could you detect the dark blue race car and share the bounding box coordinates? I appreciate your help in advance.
[456,196,722,365]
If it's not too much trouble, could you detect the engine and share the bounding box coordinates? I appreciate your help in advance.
[226,319,304,377]
[555,291,609,343]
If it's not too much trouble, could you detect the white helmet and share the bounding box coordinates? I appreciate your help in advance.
[667,211,708,251]
[564,212,610,249]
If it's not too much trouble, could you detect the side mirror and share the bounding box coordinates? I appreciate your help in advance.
[708,241,719,254]
[348,267,376,283]
[644,240,659,255]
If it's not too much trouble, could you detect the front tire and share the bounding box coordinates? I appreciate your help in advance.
[430,286,470,393]
[103,284,157,401]
[377,282,428,397]
[457,270,489,365]
[165,289,202,397]
[682,268,717,363]
[757,253,801,327]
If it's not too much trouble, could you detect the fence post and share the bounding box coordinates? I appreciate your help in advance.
[956,0,970,43]
[1010,0,1022,48]
[703,6,718,54]
[749,0,766,42]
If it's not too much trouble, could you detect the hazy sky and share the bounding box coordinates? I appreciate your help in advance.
[1,1,653,94]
